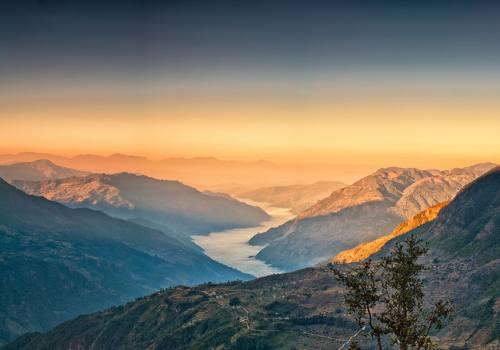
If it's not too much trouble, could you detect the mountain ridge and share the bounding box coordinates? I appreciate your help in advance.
[14,172,269,235]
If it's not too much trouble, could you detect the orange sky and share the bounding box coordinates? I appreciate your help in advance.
[2,68,500,173]
[1,88,499,171]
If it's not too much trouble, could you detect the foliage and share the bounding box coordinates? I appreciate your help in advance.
[229,297,241,306]
[333,235,452,350]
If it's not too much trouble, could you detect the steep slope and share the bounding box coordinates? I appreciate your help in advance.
[14,173,269,235]
[7,168,499,349]
[238,181,347,213]
[251,163,496,271]
[0,178,251,345]
[331,201,447,263]
[373,167,500,346]
[0,159,89,182]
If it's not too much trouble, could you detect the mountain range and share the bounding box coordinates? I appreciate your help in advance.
[5,167,498,349]
[14,172,269,236]
[0,152,369,187]
[250,163,497,270]
[0,178,251,345]
[237,181,347,213]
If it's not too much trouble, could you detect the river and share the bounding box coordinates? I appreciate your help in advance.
[192,199,294,278]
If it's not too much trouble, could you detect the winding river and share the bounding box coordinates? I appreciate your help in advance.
[193,199,294,278]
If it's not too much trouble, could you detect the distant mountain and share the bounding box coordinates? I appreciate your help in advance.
[0,159,89,182]
[0,152,369,187]
[14,173,269,235]
[0,178,251,345]
[7,168,498,349]
[331,201,447,263]
[251,163,496,270]
[238,181,347,213]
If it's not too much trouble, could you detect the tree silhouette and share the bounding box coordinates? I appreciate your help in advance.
[332,235,452,350]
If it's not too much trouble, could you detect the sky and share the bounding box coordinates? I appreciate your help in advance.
[1,0,500,169]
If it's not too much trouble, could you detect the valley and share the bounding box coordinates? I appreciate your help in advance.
[5,166,498,350]
[193,199,295,277]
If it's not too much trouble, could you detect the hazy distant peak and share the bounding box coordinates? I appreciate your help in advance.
[239,180,346,214]
[30,159,56,165]
[108,153,149,161]
[0,159,90,182]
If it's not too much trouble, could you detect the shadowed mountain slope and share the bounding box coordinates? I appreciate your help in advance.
[0,178,251,345]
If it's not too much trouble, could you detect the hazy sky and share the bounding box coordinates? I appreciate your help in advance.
[1,0,500,168]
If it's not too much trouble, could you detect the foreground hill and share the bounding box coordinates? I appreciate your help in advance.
[14,173,269,235]
[0,159,89,182]
[251,163,496,270]
[238,181,347,213]
[0,179,250,345]
[6,168,499,349]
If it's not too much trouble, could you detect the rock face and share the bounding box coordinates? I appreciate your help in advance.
[0,159,89,182]
[299,167,435,219]
[14,173,269,236]
[238,181,347,213]
[0,178,251,345]
[7,168,498,349]
[332,201,448,263]
[391,162,497,218]
[251,163,496,271]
